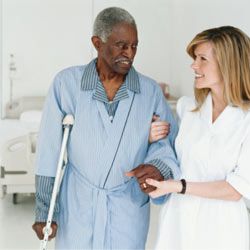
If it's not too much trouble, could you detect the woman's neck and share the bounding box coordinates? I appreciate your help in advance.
[211,88,227,122]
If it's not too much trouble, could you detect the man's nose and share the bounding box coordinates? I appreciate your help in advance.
[123,45,136,58]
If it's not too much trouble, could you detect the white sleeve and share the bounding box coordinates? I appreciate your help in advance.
[226,129,250,199]
[176,96,195,122]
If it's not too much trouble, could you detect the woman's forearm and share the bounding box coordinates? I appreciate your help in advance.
[147,178,242,201]
[171,179,242,201]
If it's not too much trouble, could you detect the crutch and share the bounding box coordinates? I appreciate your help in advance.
[40,114,74,250]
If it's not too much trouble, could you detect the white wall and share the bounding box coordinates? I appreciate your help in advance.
[0,0,3,117]
[1,0,250,115]
[1,0,174,116]
[1,0,93,115]
[167,0,250,97]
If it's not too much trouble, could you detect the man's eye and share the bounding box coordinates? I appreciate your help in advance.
[115,43,137,50]
[116,43,125,49]
[201,56,207,61]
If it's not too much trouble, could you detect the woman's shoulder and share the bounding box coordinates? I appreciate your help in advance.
[176,96,196,120]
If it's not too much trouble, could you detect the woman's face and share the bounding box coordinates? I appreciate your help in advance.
[191,41,224,91]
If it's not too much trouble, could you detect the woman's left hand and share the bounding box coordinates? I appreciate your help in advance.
[146,178,181,198]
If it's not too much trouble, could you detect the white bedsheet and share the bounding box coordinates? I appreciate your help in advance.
[0,119,39,159]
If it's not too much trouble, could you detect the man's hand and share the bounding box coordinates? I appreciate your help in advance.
[126,164,164,193]
[32,221,58,240]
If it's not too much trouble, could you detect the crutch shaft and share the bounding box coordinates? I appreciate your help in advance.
[40,115,73,250]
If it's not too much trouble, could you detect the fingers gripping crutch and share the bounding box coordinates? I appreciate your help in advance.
[40,114,74,250]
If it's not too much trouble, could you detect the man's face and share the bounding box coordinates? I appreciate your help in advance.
[94,22,138,75]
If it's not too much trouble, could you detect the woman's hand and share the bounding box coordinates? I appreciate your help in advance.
[146,178,182,198]
[125,164,164,194]
[149,115,170,143]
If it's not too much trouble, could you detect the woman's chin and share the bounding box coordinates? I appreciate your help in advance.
[195,83,207,89]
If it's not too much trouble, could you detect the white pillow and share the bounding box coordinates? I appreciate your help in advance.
[20,110,42,124]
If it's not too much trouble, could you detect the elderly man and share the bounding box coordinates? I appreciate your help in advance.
[32,7,179,250]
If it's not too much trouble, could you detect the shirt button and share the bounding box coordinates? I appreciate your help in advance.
[109,116,113,122]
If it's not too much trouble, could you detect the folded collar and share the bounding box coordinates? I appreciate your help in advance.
[80,58,140,94]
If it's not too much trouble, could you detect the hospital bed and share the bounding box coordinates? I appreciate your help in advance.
[0,96,44,203]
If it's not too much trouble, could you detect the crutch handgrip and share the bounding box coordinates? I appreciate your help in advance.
[63,114,74,126]
[42,226,52,237]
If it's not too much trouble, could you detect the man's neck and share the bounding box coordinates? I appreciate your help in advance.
[96,64,127,101]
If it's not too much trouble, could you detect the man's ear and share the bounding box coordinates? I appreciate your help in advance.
[91,36,102,51]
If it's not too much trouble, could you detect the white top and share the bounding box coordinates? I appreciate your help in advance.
[155,94,250,250]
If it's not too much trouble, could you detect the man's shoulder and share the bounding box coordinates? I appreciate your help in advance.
[51,64,88,94]
[136,71,163,98]
[55,65,86,79]
[137,71,158,87]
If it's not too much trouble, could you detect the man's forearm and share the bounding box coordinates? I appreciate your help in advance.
[35,175,59,222]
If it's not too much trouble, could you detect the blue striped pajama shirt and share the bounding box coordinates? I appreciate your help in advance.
[34,59,179,249]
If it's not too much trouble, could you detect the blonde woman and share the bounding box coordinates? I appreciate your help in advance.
[148,26,250,249]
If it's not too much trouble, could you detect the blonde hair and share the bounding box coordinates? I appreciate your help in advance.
[186,26,250,111]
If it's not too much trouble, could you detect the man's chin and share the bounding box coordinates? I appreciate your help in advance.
[116,66,131,75]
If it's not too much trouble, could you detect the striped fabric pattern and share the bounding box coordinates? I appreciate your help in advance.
[80,58,173,179]
[82,58,140,121]
[80,59,141,93]
[35,59,174,223]
[93,80,128,119]
[148,158,174,179]
[34,59,180,248]
[35,175,59,222]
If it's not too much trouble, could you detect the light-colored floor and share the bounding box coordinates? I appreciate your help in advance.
[0,194,249,250]
[0,194,54,250]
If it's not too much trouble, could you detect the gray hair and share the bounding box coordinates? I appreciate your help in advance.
[93,7,137,42]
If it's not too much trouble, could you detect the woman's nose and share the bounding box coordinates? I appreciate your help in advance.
[191,60,198,70]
